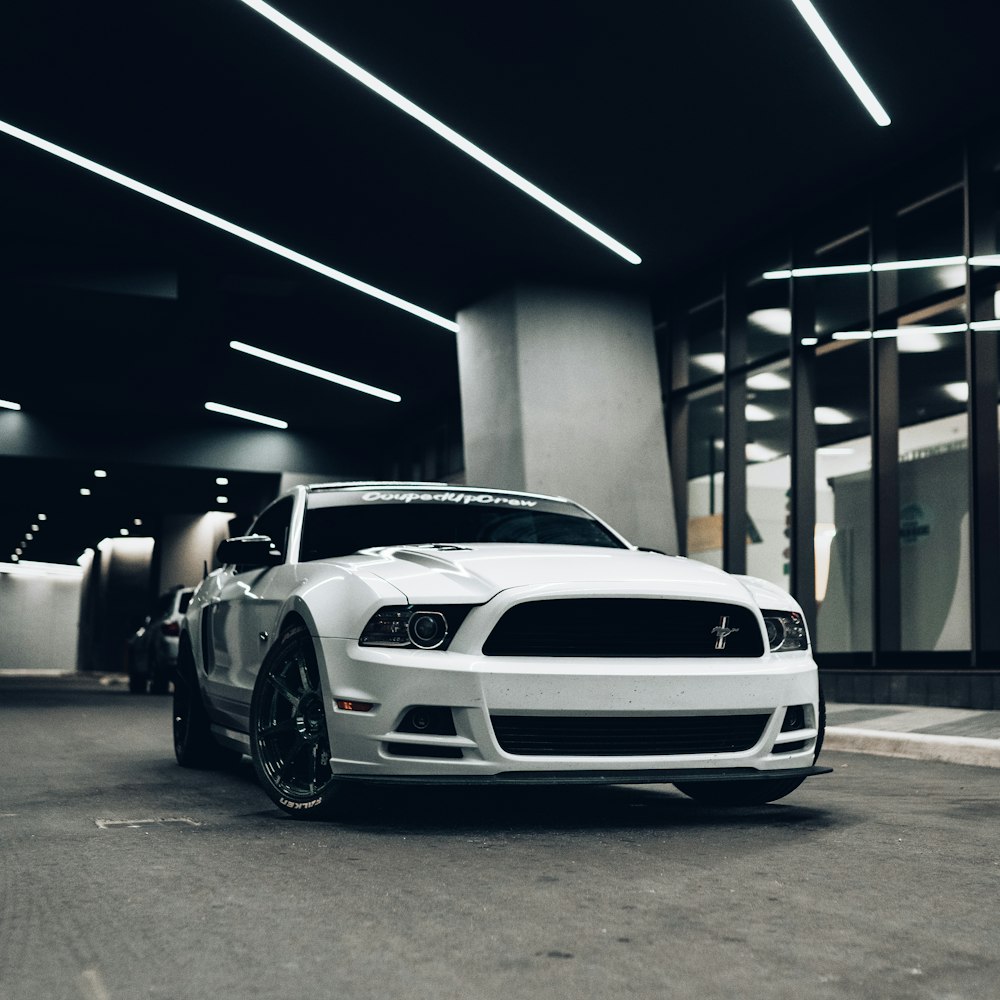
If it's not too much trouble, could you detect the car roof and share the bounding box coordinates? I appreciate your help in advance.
[302,482,572,504]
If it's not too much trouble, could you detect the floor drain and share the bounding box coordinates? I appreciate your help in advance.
[95,817,202,829]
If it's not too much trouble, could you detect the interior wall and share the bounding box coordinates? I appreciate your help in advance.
[0,564,83,672]
[78,537,155,673]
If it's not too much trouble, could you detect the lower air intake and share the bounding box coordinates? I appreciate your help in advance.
[490,713,770,757]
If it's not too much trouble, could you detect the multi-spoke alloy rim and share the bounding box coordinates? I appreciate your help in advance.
[255,642,333,799]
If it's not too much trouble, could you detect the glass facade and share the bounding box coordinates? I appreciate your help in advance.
[661,126,1000,675]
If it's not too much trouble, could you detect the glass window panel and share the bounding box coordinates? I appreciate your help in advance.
[686,386,724,568]
[686,297,724,385]
[895,186,965,307]
[742,239,792,365]
[813,340,873,653]
[745,361,791,589]
[812,229,870,341]
[897,327,969,651]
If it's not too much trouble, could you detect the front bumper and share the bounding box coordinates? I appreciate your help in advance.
[316,638,823,782]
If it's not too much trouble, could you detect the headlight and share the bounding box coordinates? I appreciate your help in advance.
[761,610,808,652]
[359,606,474,650]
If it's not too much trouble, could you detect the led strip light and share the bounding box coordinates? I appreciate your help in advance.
[789,0,890,127]
[236,0,641,265]
[0,118,459,332]
[230,340,401,402]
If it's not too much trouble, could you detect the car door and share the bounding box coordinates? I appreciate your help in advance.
[205,496,297,731]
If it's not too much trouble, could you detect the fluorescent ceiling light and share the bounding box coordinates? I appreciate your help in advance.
[832,330,872,341]
[94,469,107,478]
[789,0,891,127]
[133,518,143,526]
[119,528,129,536]
[37,514,46,521]
[968,255,1000,267]
[216,496,229,505]
[818,447,855,456]
[216,477,229,486]
[0,118,458,333]
[747,371,791,391]
[691,352,725,374]
[764,256,985,280]
[815,406,854,425]
[746,442,782,462]
[745,403,777,422]
[800,337,819,346]
[896,329,945,353]
[748,308,792,335]
[943,382,968,402]
[0,399,22,410]
[205,401,289,429]
[900,323,966,335]
[236,1,640,266]
[230,340,401,403]
[80,488,91,496]
[970,320,1000,332]
[872,255,965,272]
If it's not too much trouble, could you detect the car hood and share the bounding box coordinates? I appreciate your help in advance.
[353,543,756,606]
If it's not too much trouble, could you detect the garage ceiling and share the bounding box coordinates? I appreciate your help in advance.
[3,0,1000,565]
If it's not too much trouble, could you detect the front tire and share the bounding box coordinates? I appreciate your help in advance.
[249,625,351,819]
[673,774,807,806]
[675,686,826,806]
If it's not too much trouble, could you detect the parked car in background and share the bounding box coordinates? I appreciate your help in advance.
[128,586,195,694]
[173,482,828,818]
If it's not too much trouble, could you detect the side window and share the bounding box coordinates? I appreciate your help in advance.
[248,497,294,561]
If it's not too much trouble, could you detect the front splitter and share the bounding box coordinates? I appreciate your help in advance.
[334,765,832,786]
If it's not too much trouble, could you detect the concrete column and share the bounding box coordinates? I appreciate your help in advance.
[457,286,677,552]
[157,512,236,592]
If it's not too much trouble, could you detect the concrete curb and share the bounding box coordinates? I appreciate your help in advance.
[826,726,1000,769]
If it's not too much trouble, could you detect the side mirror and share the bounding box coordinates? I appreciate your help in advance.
[217,534,283,568]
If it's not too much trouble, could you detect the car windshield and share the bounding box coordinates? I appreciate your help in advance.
[299,490,626,561]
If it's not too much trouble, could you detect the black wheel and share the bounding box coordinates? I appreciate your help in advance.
[675,685,826,807]
[173,636,241,769]
[249,625,351,819]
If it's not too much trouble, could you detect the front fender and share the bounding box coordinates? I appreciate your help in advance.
[280,567,409,640]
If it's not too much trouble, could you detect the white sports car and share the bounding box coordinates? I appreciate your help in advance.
[174,482,828,817]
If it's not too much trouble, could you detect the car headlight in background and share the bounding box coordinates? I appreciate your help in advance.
[761,610,809,652]
[359,606,475,650]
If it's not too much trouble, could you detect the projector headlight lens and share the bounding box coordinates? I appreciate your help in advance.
[359,606,473,650]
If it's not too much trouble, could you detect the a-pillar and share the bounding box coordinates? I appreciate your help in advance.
[457,286,677,552]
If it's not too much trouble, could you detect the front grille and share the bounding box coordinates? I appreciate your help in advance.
[482,598,765,657]
[490,713,770,757]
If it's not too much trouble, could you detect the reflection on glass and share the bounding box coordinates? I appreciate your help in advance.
[747,255,791,365]
[813,340,872,653]
[686,387,724,567]
[898,323,969,651]
[686,297,723,386]
[745,361,791,589]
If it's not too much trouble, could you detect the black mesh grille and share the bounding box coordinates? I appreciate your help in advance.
[490,714,770,756]
[482,599,764,657]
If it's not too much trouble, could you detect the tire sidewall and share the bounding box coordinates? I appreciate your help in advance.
[249,625,345,818]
